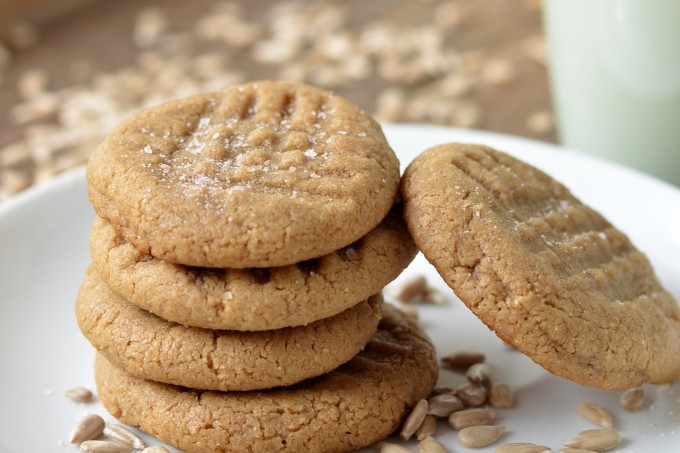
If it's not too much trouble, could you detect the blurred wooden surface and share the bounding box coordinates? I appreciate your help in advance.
[0,0,553,199]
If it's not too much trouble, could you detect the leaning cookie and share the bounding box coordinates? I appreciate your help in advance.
[90,205,416,331]
[401,143,680,389]
[87,81,400,268]
[77,269,382,391]
[95,304,437,453]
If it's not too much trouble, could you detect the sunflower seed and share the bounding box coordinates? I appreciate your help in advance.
[558,448,597,453]
[427,393,464,417]
[400,399,429,441]
[466,363,491,384]
[142,447,171,453]
[65,387,93,403]
[564,429,620,452]
[103,424,146,449]
[577,402,613,429]
[441,350,485,371]
[456,382,488,406]
[417,435,447,453]
[80,440,132,453]
[69,414,105,443]
[380,442,413,453]
[458,425,505,448]
[393,275,428,303]
[489,383,514,408]
[424,287,447,305]
[495,443,552,453]
[431,387,454,396]
[526,110,554,134]
[448,408,496,430]
[415,415,437,441]
[620,387,645,411]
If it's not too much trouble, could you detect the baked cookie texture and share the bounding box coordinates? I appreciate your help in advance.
[87,81,400,268]
[89,205,416,331]
[77,269,382,392]
[95,305,438,453]
[401,143,680,389]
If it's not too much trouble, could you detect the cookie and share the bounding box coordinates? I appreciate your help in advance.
[95,304,438,453]
[77,269,382,391]
[89,205,416,331]
[401,143,680,389]
[86,81,400,268]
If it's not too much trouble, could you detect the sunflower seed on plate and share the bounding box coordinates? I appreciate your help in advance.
[489,383,514,408]
[558,448,597,453]
[427,393,464,417]
[563,429,620,452]
[431,387,454,396]
[415,415,437,441]
[69,414,105,443]
[80,440,132,453]
[458,425,505,448]
[495,442,552,453]
[65,387,93,403]
[417,435,447,453]
[466,363,491,384]
[104,424,146,449]
[392,275,428,303]
[456,382,487,406]
[441,350,485,371]
[400,399,429,441]
[577,402,613,429]
[448,408,496,430]
[620,387,645,411]
[380,442,413,453]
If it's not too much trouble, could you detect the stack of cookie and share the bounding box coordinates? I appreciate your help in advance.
[77,81,438,452]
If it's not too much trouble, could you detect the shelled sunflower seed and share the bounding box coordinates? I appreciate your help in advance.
[620,387,645,411]
[400,399,430,441]
[563,429,620,452]
[415,415,438,441]
[458,425,505,448]
[69,414,105,444]
[417,435,447,453]
[576,402,614,429]
[64,387,93,403]
[103,424,146,450]
[441,350,486,372]
[449,408,497,430]
[495,443,552,453]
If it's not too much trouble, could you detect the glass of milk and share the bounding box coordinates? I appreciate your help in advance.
[543,0,680,187]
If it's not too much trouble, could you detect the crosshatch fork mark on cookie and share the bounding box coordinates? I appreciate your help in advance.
[448,146,651,303]
[137,85,373,199]
[87,81,400,268]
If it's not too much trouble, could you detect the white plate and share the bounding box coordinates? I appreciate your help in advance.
[1,124,679,453]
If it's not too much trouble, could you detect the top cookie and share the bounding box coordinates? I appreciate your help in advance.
[401,143,680,389]
[87,81,400,268]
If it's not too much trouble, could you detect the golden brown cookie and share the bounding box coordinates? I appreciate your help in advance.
[86,81,399,268]
[401,143,680,389]
[89,205,416,331]
[95,304,438,453]
[77,269,382,391]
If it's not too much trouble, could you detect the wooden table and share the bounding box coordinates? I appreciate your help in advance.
[0,0,553,200]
